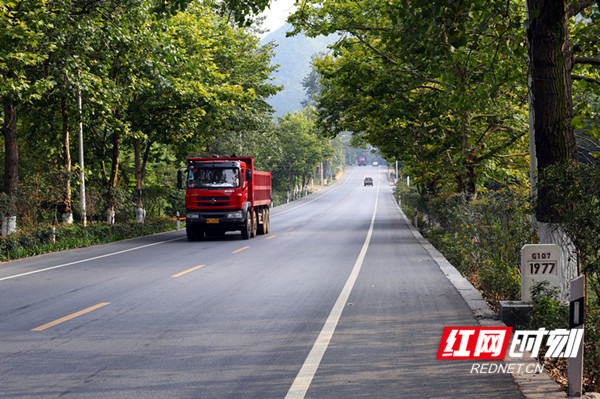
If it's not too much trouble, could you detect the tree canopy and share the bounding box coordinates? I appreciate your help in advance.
[288,0,600,198]
[0,0,282,228]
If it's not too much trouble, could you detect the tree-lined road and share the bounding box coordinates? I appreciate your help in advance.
[0,167,523,398]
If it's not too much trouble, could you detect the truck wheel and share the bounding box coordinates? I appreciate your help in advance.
[241,214,251,240]
[265,208,270,234]
[257,208,266,235]
[186,224,204,241]
[251,210,258,238]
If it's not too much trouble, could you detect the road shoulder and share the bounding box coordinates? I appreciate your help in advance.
[392,197,568,399]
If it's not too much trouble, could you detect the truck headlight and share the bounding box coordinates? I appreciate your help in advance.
[227,211,243,219]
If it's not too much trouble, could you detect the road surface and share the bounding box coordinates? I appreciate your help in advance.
[0,167,523,398]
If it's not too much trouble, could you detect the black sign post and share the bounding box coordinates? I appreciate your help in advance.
[568,276,585,397]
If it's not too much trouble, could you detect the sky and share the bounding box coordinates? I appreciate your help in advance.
[259,0,297,35]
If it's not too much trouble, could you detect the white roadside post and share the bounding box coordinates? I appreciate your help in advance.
[77,87,87,227]
[568,275,585,397]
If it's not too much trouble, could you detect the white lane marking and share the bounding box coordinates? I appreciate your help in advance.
[271,167,357,217]
[0,237,184,281]
[285,173,380,399]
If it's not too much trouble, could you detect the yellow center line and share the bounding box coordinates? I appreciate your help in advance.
[233,246,250,254]
[312,217,318,221]
[287,227,295,232]
[171,265,205,278]
[320,213,325,217]
[301,222,308,225]
[266,235,277,240]
[32,302,110,332]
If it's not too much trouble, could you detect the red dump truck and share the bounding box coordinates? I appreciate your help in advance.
[358,154,367,166]
[178,156,271,241]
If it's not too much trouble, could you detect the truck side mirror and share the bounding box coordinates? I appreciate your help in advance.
[246,169,252,182]
[177,170,184,189]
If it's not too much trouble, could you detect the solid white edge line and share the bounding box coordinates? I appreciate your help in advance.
[0,237,183,281]
[271,167,357,217]
[285,172,380,399]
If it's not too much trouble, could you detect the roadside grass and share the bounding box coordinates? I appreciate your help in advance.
[0,217,180,262]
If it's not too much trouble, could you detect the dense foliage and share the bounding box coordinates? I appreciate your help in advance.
[289,0,534,197]
[0,0,348,232]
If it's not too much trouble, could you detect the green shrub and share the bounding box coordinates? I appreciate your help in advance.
[527,281,568,330]
[398,186,528,308]
[585,306,600,392]
[0,217,178,261]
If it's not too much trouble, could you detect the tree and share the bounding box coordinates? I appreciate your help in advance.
[527,0,578,224]
[0,0,56,234]
[124,2,279,221]
[273,108,333,199]
[525,0,599,304]
[289,0,530,198]
[527,0,600,224]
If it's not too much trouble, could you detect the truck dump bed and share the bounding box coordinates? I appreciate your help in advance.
[252,171,271,206]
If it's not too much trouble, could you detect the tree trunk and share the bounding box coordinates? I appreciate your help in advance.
[107,130,120,224]
[287,167,292,202]
[527,0,577,223]
[2,101,18,235]
[527,0,579,300]
[134,139,147,223]
[60,97,73,224]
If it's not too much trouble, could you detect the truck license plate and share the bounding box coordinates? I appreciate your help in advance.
[206,218,219,224]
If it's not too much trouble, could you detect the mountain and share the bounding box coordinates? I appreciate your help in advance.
[261,24,336,117]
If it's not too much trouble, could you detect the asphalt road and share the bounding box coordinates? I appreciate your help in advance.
[0,167,524,398]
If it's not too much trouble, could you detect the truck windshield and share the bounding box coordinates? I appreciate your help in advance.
[188,168,240,189]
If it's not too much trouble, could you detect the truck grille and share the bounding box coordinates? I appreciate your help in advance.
[197,196,230,207]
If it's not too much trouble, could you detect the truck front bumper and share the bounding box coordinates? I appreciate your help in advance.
[186,210,245,230]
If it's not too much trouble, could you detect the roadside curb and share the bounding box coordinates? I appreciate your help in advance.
[392,199,567,399]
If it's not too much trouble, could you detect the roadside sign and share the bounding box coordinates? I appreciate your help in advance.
[521,244,562,302]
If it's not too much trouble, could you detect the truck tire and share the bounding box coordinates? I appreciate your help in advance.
[241,213,251,240]
[251,210,258,238]
[257,208,266,235]
[186,224,204,241]
[264,208,270,234]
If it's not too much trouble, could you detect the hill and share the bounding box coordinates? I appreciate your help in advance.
[261,24,335,117]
